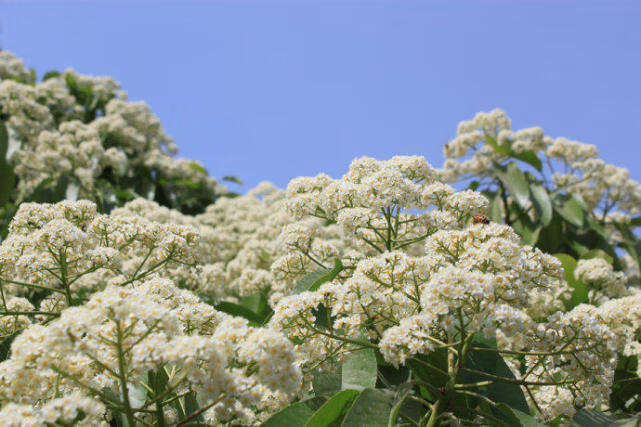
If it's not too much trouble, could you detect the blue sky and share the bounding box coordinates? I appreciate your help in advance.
[2,0,640,191]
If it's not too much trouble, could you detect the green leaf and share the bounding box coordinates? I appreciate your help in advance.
[0,330,20,361]
[341,388,395,427]
[512,409,547,426]
[407,347,449,392]
[187,162,208,175]
[630,216,641,227]
[512,150,543,172]
[305,390,360,427]
[222,175,243,185]
[263,401,315,427]
[553,254,588,308]
[529,182,552,226]
[0,161,15,207]
[42,70,61,81]
[494,162,530,210]
[313,367,343,397]
[240,292,273,322]
[485,134,511,156]
[461,335,530,414]
[341,347,377,391]
[293,259,343,294]
[510,208,542,246]
[552,193,586,228]
[573,408,618,427]
[214,301,265,324]
[488,192,503,223]
[0,121,9,160]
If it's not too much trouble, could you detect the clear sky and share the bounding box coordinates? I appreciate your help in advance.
[2,0,640,191]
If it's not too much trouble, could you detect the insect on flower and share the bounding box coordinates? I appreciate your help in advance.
[471,214,490,225]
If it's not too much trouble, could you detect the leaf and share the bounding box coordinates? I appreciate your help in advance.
[512,150,543,172]
[0,121,8,160]
[239,292,272,320]
[630,216,641,227]
[512,408,547,426]
[222,175,243,185]
[42,70,61,81]
[494,162,530,210]
[407,347,449,392]
[187,162,208,175]
[485,134,511,156]
[552,193,586,228]
[488,192,503,223]
[305,389,360,427]
[341,388,395,427]
[0,330,20,361]
[0,161,15,207]
[263,401,315,427]
[573,408,618,427]
[553,254,588,308]
[460,335,530,414]
[214,301,265,324]
[341,347,377,392]
[313,367,343,397]
[293,259,343,294]
[510,208,542,246]
[529,182,552,226]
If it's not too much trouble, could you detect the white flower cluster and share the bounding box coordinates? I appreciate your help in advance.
[0,392,107,426]
[440,108,641,218]
[0,200,200,326]
[0,50,222,201]
[269,156,618,419]
[0,278,301,425]
[270,156,491,305]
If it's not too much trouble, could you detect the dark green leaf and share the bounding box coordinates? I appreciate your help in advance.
[306,389,360,427]
[342,347,377,391]
[0,330,20,361]
[0,121,8,160]
[214,301,265,324]
[341,388,395,427]
[263,401,315,427]
[0,161,15,207]
[293,259,343,294]
[461,335,530,414]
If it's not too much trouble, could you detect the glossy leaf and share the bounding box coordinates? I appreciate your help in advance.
[494,162,530,209]
[305,389,360,427]
[293,259,343,294]
[341,388,395,427]
[529,182,552,226]
[263,401,315,427]
[553,253,588,308]
[313,366,342,397]
[341,347,377,391]
[460,335,530,414]
[552,193,586,228]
